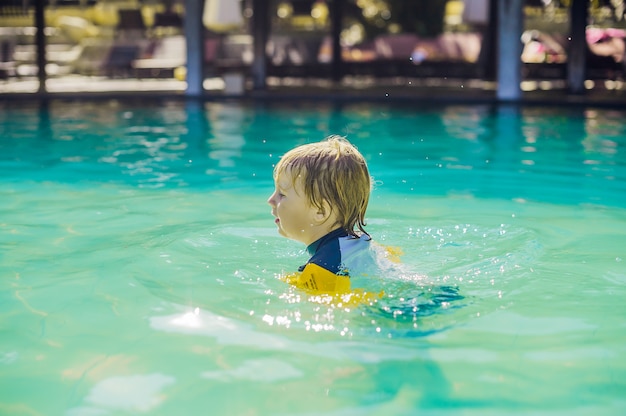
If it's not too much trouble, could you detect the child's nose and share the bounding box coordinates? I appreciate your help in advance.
[267,191,276,206]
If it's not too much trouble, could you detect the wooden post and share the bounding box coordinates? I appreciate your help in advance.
[35,0,46,94]
[568,0,587,94]
[331,0,343,82]
[483,0,498,80]
[185,0,205,97]
[251,0,269,90]
[496,0,523,101]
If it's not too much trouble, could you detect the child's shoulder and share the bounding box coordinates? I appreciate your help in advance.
[338,232,371,247]
[346,239,405,283]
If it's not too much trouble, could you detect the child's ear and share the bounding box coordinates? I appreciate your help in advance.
[315,200,333,223]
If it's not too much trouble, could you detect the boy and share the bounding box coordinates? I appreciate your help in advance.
[267,135,374,294]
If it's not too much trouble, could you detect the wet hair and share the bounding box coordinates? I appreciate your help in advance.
[274,135,371,238]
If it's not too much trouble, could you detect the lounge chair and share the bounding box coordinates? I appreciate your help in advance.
[132,35,186,78]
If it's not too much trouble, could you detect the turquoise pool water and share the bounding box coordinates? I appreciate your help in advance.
[1,100,625,415]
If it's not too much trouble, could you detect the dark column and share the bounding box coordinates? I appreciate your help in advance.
[185,0,205,97]
[496,0,523,101]
[568,0,588,94]
[483,0,498,80]
[35,0,46,94]
[251,0,269,90]
[331,0,343,82]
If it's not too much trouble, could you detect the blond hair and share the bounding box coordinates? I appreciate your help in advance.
[274,135,371,238]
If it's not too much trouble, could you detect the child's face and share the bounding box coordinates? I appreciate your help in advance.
[267,169,321,246]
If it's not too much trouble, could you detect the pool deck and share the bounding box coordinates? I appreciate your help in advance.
[255,78,626,107]
[2,75,626,107]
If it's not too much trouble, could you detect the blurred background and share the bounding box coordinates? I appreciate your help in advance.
[0,0,625,96]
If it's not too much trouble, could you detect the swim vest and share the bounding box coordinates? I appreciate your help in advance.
[281,228,383,306]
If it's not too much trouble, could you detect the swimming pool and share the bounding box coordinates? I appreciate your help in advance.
[1,99,625,415]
